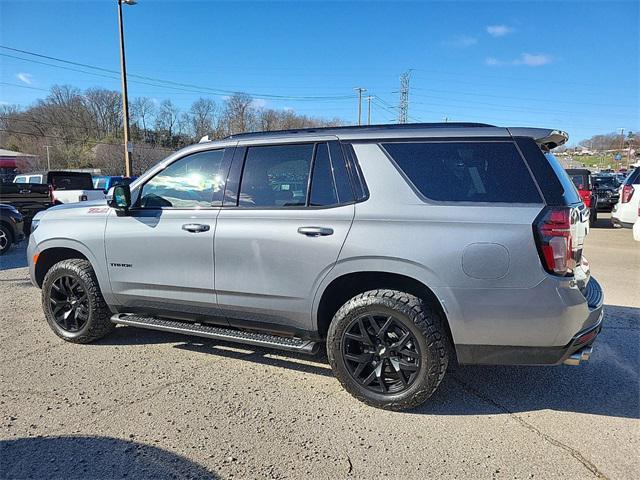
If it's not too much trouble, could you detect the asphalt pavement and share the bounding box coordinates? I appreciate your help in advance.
[1,213,638,479]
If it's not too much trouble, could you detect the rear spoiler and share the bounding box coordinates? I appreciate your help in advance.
[507,128,569,150]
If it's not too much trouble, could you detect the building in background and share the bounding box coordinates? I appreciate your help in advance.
[0,149,39,183]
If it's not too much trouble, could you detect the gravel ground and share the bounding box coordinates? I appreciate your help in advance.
[0,213,638,479]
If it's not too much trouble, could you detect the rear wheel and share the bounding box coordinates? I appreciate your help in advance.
[42,259,115,343]
[327,289,449,411]
[0,224,13,255]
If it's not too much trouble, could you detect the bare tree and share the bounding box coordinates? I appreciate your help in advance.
[186,98,217,140]
[130,97,156,142]
[83,88,122,138]
[155,99,180,147]
[221,93,256,136]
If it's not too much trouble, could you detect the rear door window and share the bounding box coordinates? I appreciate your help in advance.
[382,141,542,203]
[239,144,314,207]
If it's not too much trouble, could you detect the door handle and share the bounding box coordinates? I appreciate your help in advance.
[297,226,334,237]
[182,223,210,233]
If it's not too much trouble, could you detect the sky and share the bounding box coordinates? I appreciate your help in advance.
[0,0,638,145]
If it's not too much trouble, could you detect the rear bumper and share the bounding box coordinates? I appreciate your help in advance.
[611,217,634,229]
[456,277,604,365]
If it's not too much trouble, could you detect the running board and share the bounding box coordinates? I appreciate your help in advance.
[111,314,319,354]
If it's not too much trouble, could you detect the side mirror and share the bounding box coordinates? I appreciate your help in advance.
[107,184,131,210]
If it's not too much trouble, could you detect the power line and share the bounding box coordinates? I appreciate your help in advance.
[0,45,355,102]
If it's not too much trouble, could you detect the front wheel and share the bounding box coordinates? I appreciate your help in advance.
[42,259,115,343]
[0,224,13,255]
[327,289,449,411]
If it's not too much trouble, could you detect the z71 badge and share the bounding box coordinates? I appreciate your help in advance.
[87,207,109,214]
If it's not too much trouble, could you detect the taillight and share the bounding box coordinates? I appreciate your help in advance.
[48,185,54,203]
[534,207,573,276]
[579,190,591,207]
[621,185,634,203]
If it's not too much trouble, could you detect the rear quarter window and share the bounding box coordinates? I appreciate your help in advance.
[382,141,542,203]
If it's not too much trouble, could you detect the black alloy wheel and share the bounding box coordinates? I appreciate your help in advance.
[48,275,90,332]
[342,313,421,394]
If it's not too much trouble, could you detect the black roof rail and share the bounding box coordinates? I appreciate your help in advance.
[223,122,496,140]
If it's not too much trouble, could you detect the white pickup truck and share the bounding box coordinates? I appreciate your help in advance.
[13,171,106,204]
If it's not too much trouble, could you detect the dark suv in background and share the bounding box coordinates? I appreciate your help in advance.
[0,204,24,255]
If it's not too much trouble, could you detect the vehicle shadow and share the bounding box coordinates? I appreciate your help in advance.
[0,435,217,479]
[101,304,639,419]
[0,241,27,270]
[592,216,615,229]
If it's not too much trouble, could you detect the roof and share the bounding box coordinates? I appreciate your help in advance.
[216,122,568,147]
[225,122,495,140]
[0,148,37,157]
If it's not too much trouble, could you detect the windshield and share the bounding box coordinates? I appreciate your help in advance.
[592,176,620,188]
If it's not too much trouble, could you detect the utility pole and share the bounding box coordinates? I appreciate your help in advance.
[44,145,52,170]
[354,87,367,126]
[398,70,411,124]
[365,96,373,125]
[117,0,136,177]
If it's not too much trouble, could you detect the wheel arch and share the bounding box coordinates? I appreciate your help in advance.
[314,267,455,354]
[34,246,91,287]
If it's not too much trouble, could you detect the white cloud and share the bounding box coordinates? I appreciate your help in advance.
[484,57,504,66]
[514,53,553,67]
[251,98,268,109]
[443,35,478,48]
[16,73,33,85]
[485,53,553,67]
[486,25,514,37]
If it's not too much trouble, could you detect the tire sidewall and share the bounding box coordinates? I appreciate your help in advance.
[42,263,95,340]
[0,224,12,255]
[328,293,442,408]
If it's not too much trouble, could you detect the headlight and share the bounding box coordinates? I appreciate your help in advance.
[30,218,40,233]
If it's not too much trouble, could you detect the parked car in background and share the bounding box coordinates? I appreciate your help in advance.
[93,175,137,193]
[0,204,24,255]
[591,174,621,212]
[566,168,597,225]
[13,171,105,204]
[612,167,640,229]
[0,182,52,233]
[27,123,603,411]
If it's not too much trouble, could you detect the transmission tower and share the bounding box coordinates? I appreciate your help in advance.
[398,70,411,124]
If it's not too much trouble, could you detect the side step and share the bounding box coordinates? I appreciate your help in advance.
[111,314,319,355]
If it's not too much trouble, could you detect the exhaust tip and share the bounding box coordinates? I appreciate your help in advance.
[563,346,594,366]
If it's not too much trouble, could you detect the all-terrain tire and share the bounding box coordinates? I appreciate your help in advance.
[42,259,115,343]
[327,289,449,411]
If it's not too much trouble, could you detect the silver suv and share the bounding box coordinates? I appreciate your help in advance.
[27,123,604,410]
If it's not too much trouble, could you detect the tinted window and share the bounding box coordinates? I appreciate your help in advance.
[329,142,354,203]
[239,144,313,207]
[568,174,590,189]
[309,143,338,206]
[624,168,639,185]
[50,174,93,190]
[140,149,226,208]
[542,153,582,205]
[592,176,619,189]
[384,142,542,203]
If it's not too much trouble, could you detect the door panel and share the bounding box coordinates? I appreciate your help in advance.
[105,208,220,319]
[104,147,232,321]
[214,205,354,331]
